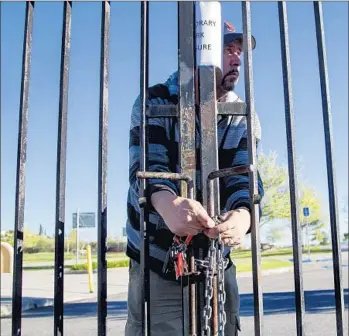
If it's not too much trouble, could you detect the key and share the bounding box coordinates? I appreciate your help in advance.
[175,252,184,279]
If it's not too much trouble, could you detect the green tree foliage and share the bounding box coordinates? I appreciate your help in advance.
[65,229,78,253]
[311,222,329,245]
[38,224,45,236]
[1,228,55,252]
[258,151,324,228]
[258,151,289,225]
[1,230,14,245]
[266,226,284,244]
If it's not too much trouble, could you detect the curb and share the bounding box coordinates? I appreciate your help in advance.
[64,269,98,275]
[1,298,54,318]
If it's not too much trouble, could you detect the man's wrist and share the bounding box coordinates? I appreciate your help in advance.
[151,190,177,214]
[233,207,251,234]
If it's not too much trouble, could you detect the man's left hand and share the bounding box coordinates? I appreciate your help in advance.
[203,208,251,249]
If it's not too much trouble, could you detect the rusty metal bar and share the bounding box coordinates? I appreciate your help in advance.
[137,171,191,183]
[146,105,178,117]
[199,66,220,222]
[136,172,193,200]
[139,1,151,335]
[198,65,220,335]
[11,2,34,335]
[53,2,72,335]
[313,2,344,335]
[217,102,246,116]
[97,2,110,335]
[278,2,305,335]
[146,102,246,118]
[207,165,256,223]
[177,2,197,334]
[241,2,263,335]
[178,1,196,200]
[208,165,255,181]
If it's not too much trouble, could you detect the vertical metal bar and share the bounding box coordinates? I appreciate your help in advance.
[241,2,263,335]
[313,3,344,335]
[199,66,220,215]
[178,2,196,198]
[178,2,196,335]
[11,2,34,335]
[0,3,1,258]
[140,1,150,335]
[53,2,72,336]
[278,2,305,335]
[97,2,110,336]
[199,64,219,335]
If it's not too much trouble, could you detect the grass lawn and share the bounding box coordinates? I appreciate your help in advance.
[23,252,126,264]
[234,259,292,273]
[231,246,332,259]
[24,257,292,273]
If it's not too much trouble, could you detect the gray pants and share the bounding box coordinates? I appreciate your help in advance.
[125,259,241,336]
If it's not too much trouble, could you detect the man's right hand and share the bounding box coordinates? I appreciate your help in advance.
[151,191,215,237]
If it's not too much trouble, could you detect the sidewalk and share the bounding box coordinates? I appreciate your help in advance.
[1,267,130,318]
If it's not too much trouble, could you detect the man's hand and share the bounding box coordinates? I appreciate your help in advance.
[151,191,215,237]
[203,208,251,249]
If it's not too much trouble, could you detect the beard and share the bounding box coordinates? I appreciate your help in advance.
[221,69,239,91]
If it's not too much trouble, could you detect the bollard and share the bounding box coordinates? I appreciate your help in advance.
[1,242,14,274]
[86,245,94,293]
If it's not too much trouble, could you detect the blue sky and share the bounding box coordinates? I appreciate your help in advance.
[1,1,348,244]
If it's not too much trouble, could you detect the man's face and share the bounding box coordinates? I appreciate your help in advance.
[222,39,242,91]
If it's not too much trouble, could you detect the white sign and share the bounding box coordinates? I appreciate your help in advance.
[195,2,223,70]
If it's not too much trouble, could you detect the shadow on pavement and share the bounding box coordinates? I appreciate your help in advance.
[240,288,348,317]
[19,288,348,319]
[19,300,127,319]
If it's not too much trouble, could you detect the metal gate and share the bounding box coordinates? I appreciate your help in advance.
[5,1,345,336]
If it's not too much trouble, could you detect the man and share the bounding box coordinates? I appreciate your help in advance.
[125,21,264,335]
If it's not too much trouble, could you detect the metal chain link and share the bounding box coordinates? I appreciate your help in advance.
[201,216,228,336]
[163,217,228,335]
[202,238,216,336]
[217,217,228,336]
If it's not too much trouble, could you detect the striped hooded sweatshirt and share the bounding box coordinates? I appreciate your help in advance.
[126,71,264,280]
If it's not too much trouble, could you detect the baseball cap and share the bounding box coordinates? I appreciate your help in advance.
[223,21,256,50]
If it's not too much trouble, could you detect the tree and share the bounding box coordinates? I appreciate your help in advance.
[266,226,284,244]
[66,229,79,253]
[258,151,289,227]
[312,223,329,245]
[1,230,14,246]
[258,151,324,228]
[298,186,323,229]
[339,198,348,232]
[344,233,349,241]
[38,224,44,236]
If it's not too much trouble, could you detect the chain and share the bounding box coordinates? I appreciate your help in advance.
[164,217,228,336]
[217,216,228,336]
[201,216,228,336]
[202,238,216,336]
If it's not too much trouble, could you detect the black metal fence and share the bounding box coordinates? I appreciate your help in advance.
[6,1,345,336]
